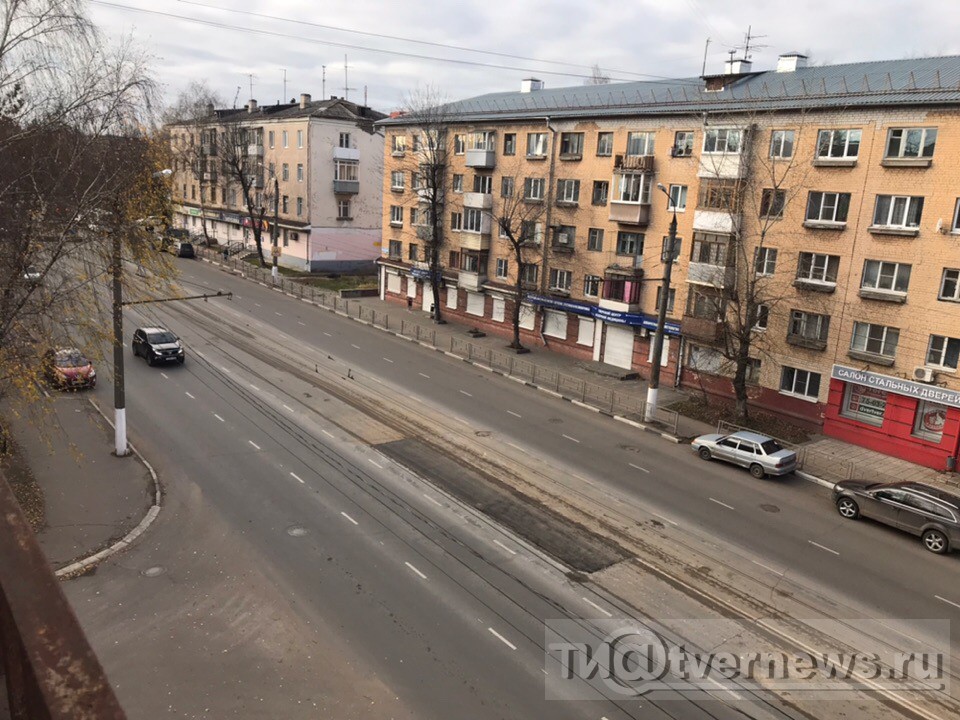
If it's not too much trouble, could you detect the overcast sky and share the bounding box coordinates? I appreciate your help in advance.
[88,0,960,113]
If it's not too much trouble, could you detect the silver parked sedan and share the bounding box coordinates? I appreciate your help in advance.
[692,430,797,479]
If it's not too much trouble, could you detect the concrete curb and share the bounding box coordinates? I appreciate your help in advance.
[795,470,837,489]
[54,400,163,578]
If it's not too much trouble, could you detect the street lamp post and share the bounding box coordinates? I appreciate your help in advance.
[112,168,171,457]
[645,183,678,423]
[271,175,280,280]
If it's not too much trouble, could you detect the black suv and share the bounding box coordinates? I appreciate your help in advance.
[833,481,960,554]
[132,327,185,366]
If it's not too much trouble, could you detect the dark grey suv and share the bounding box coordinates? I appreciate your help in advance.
[833,481,960,554]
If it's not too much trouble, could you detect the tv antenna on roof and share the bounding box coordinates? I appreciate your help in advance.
[247,73,256,100]
[741,25,768,61]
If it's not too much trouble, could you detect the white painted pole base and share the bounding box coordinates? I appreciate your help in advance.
[272,265,279,280]
[644,387,659,423]
[115,407,130,456]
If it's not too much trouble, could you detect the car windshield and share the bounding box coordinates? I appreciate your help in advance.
[55,351,88,368]
[148,332,178,344]
[760,439,783,454]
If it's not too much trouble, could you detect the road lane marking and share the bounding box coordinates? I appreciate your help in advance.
[808,540,840,556]
[290,472,304,484]
[562,434,580,443]
[629,462,650,474]
[340,511,359,526]
[751,559,784,575]
[935,595,960,610]
[709,497,735,510]
[459,390,473,397]
[323,331,332,336]
[488,628,517,651]
[493,539,517,555]
[507,410,522,418]
[368,458,383,469]
[184,391,195,399]
[275,312,282,316]
[582,597,613,618]
[423,494,443,507]
[282,404,293,412]
[383,357,394,363]
[213,413,225,422]
[418,372,430,379]
[159,371,170,380]
[506,442,525,453]
[220,367,231,374]
[351,343,361,349]
[250,384,260,391]
[650,511,678,526]
[321,429,334,438]
[254,302,261,307]
[248,440,261,450]
[297,321,306,326]
[404,562,427,580]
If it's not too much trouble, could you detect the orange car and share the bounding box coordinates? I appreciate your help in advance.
[43,348,97,390]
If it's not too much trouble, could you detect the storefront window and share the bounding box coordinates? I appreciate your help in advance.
[841,383,887,427]
[913,400,947,442]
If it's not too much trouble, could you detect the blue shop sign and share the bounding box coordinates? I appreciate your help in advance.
[410,267,438,281]
[527,293,680,336]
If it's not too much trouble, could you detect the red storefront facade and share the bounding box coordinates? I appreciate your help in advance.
[823,365,960,472]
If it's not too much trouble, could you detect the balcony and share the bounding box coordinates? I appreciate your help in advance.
[693,209,738,234]
[608,201,650,226]
[244,175,263,189]
[202,171,218,183]
[465,149,496,169]
[687,261,734,288]
[698,153,745,179]
[201,143,217,156]
[247,143,263,156]
[333,179,360,194]
[463,192,493,210]
[416,224,434,241]
[786,333,828,351]
[333,146,360,161]
[682,315,725,343]
[614,154,655,173]
[458,270,487,291]
[460,232,491,251]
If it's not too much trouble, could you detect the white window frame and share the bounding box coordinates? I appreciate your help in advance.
[339,132,351,149]
[296,197,303,216]
[770,130,795,159]
[296,163,304,182]
[389,205,403,227]
[625,131,655,156]
[453,134,465,154]
[614,173,651,204]
[885,127,937,159]
[939,268,960,301]
[527,132,547,158]
[450,212,463,231]
[953,199,960,233]
[282,130,289,148]
[524,177,545,201]
[753,304,769,331]
[390,170,405,191]
[297,129,303,148]
[559,132,584,156]
[467,131,495,151]
[337,199,351,219]
[495,258,508,279]
[851,322,900,358]
[861,260,911,294]
[596,132,614,157]
[755,247,777,276]
[703,128,742,154]
[391,135,406,153]
[587,228,603,252]
[807,191,850,223]
[548,268,572,291]
[926,335,960,370]
[872,195,924,229]
[780,366,821,400]
[797,252,839,285]
[790,310,829,341]
[816,129,861,159]
[557,179,580,203]
[667,184,688,212]
[463,208,484,234]
[334,160,358,182]
[452,174,463,193]
[583,274,601,297]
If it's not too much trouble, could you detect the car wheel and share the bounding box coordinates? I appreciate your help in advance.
[177,356,185,365]
[837,497,860,519]
[132,343,139,357]
[922,529,949,554]
[146,352,155,367]
[697,447,711,461]
[749,463,766,479]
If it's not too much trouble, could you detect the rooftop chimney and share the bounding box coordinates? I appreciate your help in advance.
[299,93,311,109]
[246,98,258,113]
[520,78,544,93]
[776,52,809,73]
[723,57,753,75]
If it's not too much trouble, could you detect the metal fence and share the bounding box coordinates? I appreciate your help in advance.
[197,246,680,434]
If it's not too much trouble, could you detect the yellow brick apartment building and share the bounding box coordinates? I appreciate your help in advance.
[376,54,960,470]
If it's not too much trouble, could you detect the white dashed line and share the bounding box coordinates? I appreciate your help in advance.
[213,413,225,422]
[160,372,169,379]
[709,497,735,510]
[321,429,335,438]
[650,511,679,527]
[290,472,305,484]
[582,597,613,618]
[184,391,195,399]
[808,540,840,556]
[282,404,293,412]
[507,410,522,418]
[493,539,517,555]
[506,442,525,453]
[323,331,332,336]
[220,367,232,374]
[935,595,960,610]
[459,390,473,397]
[368,458,383,469]
[383,357,394,363]
[562,434,580,444]
[488,628,517,651]
[351,343,360,349]
[250,384,260,391]
[254,302,261,307]
[297,321,306,326]
[248,440,261,451]
[404,562,427,580]
[423,494,443,507]
[340,511,359,526]
[418,372,430,379]
[275,312,283,316]
[751,559,784,575]
[629,462,650,473]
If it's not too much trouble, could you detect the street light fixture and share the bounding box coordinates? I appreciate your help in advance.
[645,182,678,423]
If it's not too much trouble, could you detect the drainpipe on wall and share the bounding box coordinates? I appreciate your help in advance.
[536,117,558,348]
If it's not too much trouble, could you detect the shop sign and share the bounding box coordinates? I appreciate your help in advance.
[221,212,241,224]
[187,207,202,216]
[832,365,960,408]
[410,267,439,282]
[845,384,887,421]
[527,294,681,336]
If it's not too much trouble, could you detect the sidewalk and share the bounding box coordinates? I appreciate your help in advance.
[2,394,157,571]
[199,250,960,491]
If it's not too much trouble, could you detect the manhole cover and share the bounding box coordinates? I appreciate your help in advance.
[287,525,309,537]
[618,444,643,454]
[141,566,165,577]
[475,430,491,438]
[548,417,563,424]
[760,504,781,513]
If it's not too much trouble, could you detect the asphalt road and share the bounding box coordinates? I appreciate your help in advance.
[62,257,959,719]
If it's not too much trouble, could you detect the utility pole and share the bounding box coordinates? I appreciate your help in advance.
[271,174,280,280]
[111,229,128,456]
[322,65,326,99]
[281,68,287,102]
[645,184,678,423]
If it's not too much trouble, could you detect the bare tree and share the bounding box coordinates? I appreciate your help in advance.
[219,116,270,266]
[398,86,452,323]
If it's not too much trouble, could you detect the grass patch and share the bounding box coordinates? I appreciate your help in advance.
[238,254,377,290]
[668,397,812,445]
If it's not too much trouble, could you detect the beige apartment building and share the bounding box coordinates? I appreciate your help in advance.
[376,54,960,471]
[168,94,385,271]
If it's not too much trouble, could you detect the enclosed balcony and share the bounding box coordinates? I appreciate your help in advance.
[465,149,496,169]
[247,143,263,156]
[609,201,650,226]
[463,192,493,210]
[687,262,735,288]
[333,179,359,194]
[681,315,725,343]
[333,146,360,161]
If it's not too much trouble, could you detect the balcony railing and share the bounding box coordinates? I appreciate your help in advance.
[463,192,493,210]
[0,470,126,719]
[459,232,491,252]
[458,270,487,291]
[465,149,496,169]
[247,143,263,156]
[681,315,725,343]
[333,146,360,162]
[608,201,650,226]
[333,179,360,194]
[614,154,655,173]
[687,261,734,287]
